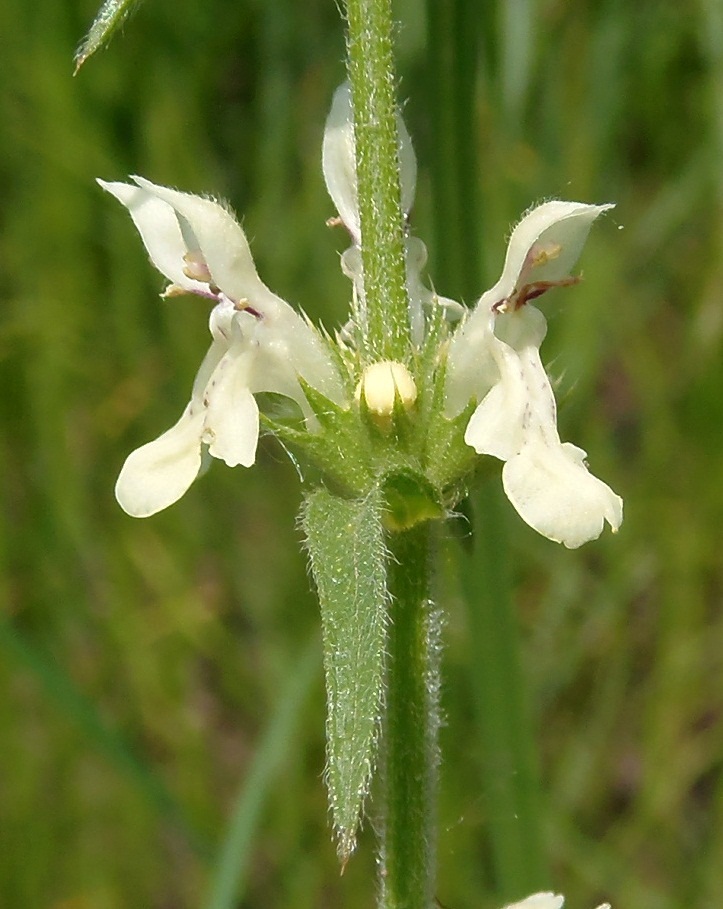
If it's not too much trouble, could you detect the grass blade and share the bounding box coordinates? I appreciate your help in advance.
[203,636,320,909]
[0,617,209,856]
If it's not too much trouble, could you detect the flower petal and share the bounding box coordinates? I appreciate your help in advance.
[459,305,623,546]
[464,371,526,460]
[322,84,359,240]
[502,439,623,548]
[404,236,465,344]
[462,308,547,458]
[479,201,614,311]
[190,338,227,403]
[322,82,417,243]
[130,177,286,317]
[204,348,260,468]
[115,409,205,517]
[97,179,209,294]
[443,311,499,417]
[501,892,610,909]
[503,894,564,909]
[129,178,344,402]
[448,202,610,413]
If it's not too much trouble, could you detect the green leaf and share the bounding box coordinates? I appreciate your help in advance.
[301,486,389,862]
[74,0,145,72]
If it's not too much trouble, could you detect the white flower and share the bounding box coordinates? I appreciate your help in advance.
[446,202,623,548]
[322,82,417,248]
[99,176,343,517]
[502,892,610,909]
[322,83,462,347]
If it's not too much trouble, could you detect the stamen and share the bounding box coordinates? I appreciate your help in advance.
[162,283,221,303]
[182,251,212,283]
[234,298,263,319]
[511,275,582,310]
[530,242,562,268]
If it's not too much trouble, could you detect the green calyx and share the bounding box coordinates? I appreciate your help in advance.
[381,471,444,531]
[264,335,480,531]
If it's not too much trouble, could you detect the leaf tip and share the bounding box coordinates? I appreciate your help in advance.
[73,0,143,73]
[336,829,357,870]
[73,48,89,75]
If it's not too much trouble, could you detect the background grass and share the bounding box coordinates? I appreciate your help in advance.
[1,0,722,906]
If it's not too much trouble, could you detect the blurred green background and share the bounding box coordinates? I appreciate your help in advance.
[1,0,722,906]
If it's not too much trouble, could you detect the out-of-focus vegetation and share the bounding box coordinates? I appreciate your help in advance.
[1,0,722,906]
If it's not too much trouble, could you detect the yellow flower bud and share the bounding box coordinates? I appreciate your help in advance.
[355,361,417,425]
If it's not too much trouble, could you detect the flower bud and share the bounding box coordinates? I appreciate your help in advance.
[355,361,417,427]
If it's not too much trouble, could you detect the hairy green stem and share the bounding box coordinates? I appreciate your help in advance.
[344,0,410,362]
[379,524,440,909]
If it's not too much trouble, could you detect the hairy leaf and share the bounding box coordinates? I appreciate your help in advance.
[74,0,145,72]
[301,487,388,861]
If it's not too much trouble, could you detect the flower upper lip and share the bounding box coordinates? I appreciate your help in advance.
[322,82,462,348]
[322,82,417,247]
[477,200,615,315]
